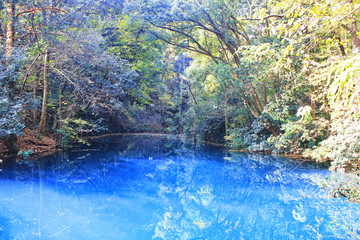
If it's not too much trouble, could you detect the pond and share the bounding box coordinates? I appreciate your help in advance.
[0,135,359,239]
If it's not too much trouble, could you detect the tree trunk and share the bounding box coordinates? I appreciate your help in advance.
[56,82,66,143]
[337,36,347,57]
[224,87,228,138]
[4,134,18,154]
[248,82,263,114]
[0,24,3,43]
[193,84,198,142]
[341,20,360,53]
[33,70,41,122]
[39,2,54,135]
[262,83,268,106]
[161,102,164,127]
[4,0,19,155]
[39,49,50,134]
[264,119,279,136]
[5,1,15,59]
[5,0,16,99]
[351,20,360,52]
[244,99,260,118]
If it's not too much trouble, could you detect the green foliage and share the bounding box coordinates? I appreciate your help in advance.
[0,47,27,139]
[326,56,360,119]
[305,119,360,171]
[227,118,273,152]
[17,149,34,159]
[58,118,95,146]
[302,55,360,171]
[104,15,166,107]
[0,98,25,138]
[269,106,329,154]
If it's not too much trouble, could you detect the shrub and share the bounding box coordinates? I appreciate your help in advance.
[269,106,329,154]
[305,118,360,172]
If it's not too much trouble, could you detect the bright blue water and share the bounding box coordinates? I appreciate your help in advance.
[0,135,359,240]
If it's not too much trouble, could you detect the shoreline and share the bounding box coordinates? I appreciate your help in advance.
[0,132,180,161]
[1,132,322,166]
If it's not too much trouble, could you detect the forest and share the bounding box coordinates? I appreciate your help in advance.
[0,0,359,196]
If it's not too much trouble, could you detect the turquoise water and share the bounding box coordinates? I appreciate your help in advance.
[0,135,359,239]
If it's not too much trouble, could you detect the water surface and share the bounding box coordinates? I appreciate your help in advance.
[0,135,359,239]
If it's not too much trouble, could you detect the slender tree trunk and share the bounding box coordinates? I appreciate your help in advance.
[4,0,19,155]
[161,102,164,127]
[193,84,198,142]
[244,99,260,118]
[5,0,16,98]
[224,87,228,138]
[56,82,67,143]
[350,20,360,52]
[185,79,199,141]
[262,83,268,106]
[39,2,54,135]
[337,36,347,57]
[341,20,360,52]
[33,71,41,123]
[0,25,3,44]
[247,82,263,114]
[5,1,15,59]
[178,75,183,134]
[39,49,50,134]
[265,120,279,136]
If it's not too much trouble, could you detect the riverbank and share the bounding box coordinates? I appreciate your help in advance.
[1,131,314,163]
[0,132,179,160]
[0,128,58,160]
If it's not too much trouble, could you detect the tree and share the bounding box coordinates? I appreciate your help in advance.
[1,0,20,154]
[125,0,286,135]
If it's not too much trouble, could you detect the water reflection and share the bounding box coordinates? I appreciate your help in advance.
[0,135,359,239]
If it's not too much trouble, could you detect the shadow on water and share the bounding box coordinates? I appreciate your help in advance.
[0,134,359,239]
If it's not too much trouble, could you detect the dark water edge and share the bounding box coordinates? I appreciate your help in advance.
[0,134,359,239]
[1,133,329,170]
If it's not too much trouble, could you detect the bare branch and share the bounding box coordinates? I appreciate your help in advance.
[20,54,41,94]
[240,15,285,21]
